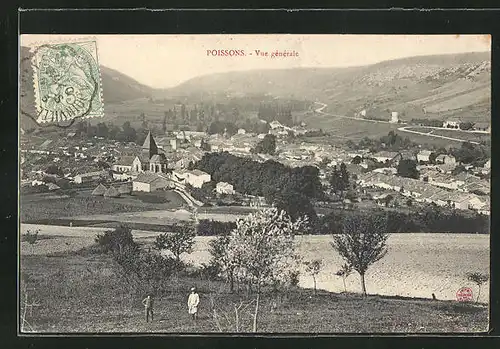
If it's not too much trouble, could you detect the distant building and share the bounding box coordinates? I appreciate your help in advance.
[435,154,456,165]
[390,112,399,123]
[443,119,460,129]
[112,156,135,173]
[74,171,106,184]
[216,182,235,195]
[474,122,491,132]
[269,121,283,129]
[172,169,211,188]
[360,109,367,117]
[237,128,247,135]
[484,159,491,170]
[417,150,432,164]
[117,131,169,174]
[170,138,180,151]
[132,172,172,192]
[371,151,399,163]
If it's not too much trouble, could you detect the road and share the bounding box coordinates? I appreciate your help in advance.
[397,126,480,145]
[313,102,405,125]
[314,102,483,145]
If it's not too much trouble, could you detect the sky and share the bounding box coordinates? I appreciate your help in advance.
[20,34,490,89]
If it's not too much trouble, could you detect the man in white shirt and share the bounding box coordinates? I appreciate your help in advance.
[187,287,200,320]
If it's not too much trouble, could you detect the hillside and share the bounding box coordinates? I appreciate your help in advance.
[19,48,491,131]
[163,52,491,122]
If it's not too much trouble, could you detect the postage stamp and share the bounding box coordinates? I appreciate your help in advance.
[31,40,104,124]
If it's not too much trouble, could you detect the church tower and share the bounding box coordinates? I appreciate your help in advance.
[142,131,158,160]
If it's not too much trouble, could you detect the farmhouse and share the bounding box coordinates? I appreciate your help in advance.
[371,151,399,163]
[435,154,456,165]
[443,119,460,128]
[416,150,432,164]
[112,156,135,173]
[172,169,211,188]
[74,170,106,184]
[474,122,491,132]
[132,172,172,192]
[216,182,235,195]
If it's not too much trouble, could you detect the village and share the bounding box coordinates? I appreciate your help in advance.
[20,112,491,218]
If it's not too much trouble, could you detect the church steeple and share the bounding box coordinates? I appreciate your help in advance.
[142,130,158,160]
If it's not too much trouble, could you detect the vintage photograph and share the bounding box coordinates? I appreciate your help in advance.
[19,34,490,333]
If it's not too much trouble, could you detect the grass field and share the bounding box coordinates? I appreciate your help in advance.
[21,225,490,304]
[405,127,490,144]
[300,114,486,148]
[20,251,488,333]
[20,190,188,224]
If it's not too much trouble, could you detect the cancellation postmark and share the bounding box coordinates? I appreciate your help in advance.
[31,40,104,124]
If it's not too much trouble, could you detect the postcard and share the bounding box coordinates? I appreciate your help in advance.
[19,34,490,334]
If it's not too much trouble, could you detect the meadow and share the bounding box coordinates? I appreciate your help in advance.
[21,224,490,303]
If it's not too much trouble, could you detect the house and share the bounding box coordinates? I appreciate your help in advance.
[112,156,135,173]
[175,154,201,170]
[484,159,491,170]
[215,182,235,195]
[172,169,212,188]
[443,119,460,129]
[237,128,247,135]
[180,169,211,188]
[132,172,172,192]
[74,171,106,184]
[371,151,399,163]
[390,112,399,123]
[47,183,60,191]
[474,122,491,132]
[269,121,283,129]
[435,154,456,165]
[417,150,432,164]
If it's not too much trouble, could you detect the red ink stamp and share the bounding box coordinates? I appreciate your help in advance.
[456,287,473,302]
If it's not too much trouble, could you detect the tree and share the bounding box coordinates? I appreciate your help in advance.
[331,213,389,297]
[95,225,138,254]
[154,224,195,264]
[304,259,322,295]
[335,263,353,293]
[45,164,64,177]
[253,134,276,155]
[272,190,317,224]
[351,156,362,165]
[162,113,168,134]
[339,163,350,196]
[459,122,475,131]
[466,272,489,303]
[208,234,236,292]
[226,207,307,294]
[397,159,419,179]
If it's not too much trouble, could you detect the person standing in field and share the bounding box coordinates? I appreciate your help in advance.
[187,287,200,320]
[142,294,154,322]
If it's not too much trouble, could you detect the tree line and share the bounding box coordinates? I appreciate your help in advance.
[193,152,323,222]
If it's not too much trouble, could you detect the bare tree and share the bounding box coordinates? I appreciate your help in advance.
[331,214,389,297]
[466,272,489,303]
[304,259,323,295]
[335,263,353,293]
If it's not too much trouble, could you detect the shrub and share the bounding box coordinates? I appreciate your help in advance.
[95,225,138,254]
[197,219,236,236]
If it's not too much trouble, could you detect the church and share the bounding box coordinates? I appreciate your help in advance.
[112,131,168,174]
